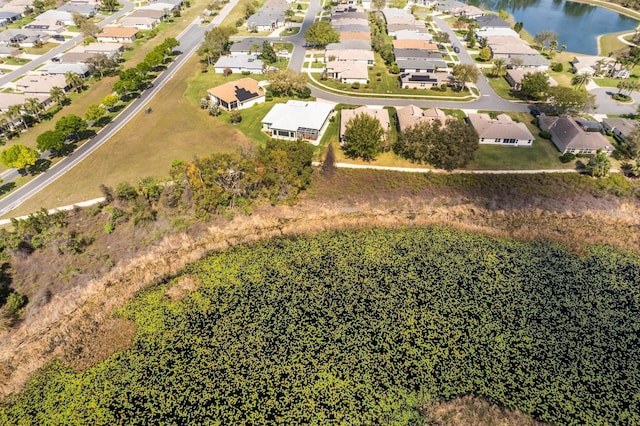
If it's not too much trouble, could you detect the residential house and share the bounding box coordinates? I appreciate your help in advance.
[39,63,91,77]
[394,30,432,42]
[538,114,615,155]
[0,30,50,47]
[571,55,614,76]
[392,39,438,51]
[140,2,181,13]
[486,36,539,58]
[0,11,22,23]
[58,2,99,17]
[0,93,49,113]
[2,0,32,14]
[339,31,371,41]
[397,58,447,73]
[449,4,483,18]
[24,19,65,34]
[387,23,427,36]
[330,17,368,27]
[400,72,451,89]
[325,49,374,65]
[213,55,264,74]
[0,46,20,57]
[602,117,639,142]
[207,77,265,111]
[467,113,535,147]
[340,106,390,142]
[505,69,557,90]
[326,40,371,51]
[229,38,266,55]
[97,26,139,43]
[34,10,74,26]
[333,24,370,33]
[14,74,69,95]
[506,54,550,70]
[475,27,520,41]
[396,105,448,131]
[120,10,165,29]
[246,7,285,32]
[261,100,333,144]
[325,60,368,84]
[331,11,367,21]
[475,14,510,29]
[394,49,444,62]
[82,42,124,57]
[436,0,465,12]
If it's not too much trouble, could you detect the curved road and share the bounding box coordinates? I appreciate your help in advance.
[0,0,241,216]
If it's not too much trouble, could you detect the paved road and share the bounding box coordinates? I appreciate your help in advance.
[0,0,240,217]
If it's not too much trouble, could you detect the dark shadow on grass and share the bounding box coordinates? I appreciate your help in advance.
[107,104,125,113]
[94,116,112,128]
[29,158,51,175]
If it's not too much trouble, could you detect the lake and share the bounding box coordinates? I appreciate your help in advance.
[469,0,638,55]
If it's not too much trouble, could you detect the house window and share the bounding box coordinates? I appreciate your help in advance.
[495,138,501,143]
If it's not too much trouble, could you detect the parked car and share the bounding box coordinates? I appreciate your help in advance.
[52,35,65,41]
[453,46,460,53]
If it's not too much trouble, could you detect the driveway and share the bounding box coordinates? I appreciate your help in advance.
[589,86,639,115]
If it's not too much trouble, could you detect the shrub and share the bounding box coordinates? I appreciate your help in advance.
[5,292,27,316]
[351,82,360,89]
[559,152,576,163]
[539,130,551,139]
[241,70,250,75]
[552,63,563,72]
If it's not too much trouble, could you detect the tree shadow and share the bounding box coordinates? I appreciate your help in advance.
[107,104,125,113]
[29,158,51,174]
[94,116,112,128]
[0,181,15,195]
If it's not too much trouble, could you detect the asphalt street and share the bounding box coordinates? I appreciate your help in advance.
[0,0,241,217]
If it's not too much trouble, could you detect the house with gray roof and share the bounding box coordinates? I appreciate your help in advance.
[326,40,371,51]
[602,118,639,142]
[214,55,264,74]
[58,2,98,17]
[475,14,510,29]
[39,62,91,77]
[538,114,615,155]
[229,38,266,55]
[394,49,444,61]
[397,58,447,73]
[0,11,21,22]
[400,72,451,89]
[0,29,50,47]
[332,24,370,33]
[247,7,285,32]
[394,30,432,42]
[262,100,333,144]
[467,113,535,147]
[34,10,74,25]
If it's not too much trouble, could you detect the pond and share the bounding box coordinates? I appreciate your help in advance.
[469,0,638,55]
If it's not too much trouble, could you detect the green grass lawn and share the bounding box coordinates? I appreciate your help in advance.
[280,27,300,36]
[22,43,58,55]
[599,30,633,56]
[483,70,517,100]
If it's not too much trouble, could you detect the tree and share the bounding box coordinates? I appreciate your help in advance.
[479,46,492,61]
[549,39,559,56]
[85,104,106,124]
[266,69,308,97]
[510,57,524,68]
[101,94,119,111]
[519,71,550,100]
[394,118,478,170]
[304,21,339,47]
[50,86,67,105]
[586,149,611,177]
[342,113,384,162]
[571,72,592,90]
[256,138,314,203]
[499,9,509,20]
[100,0,118,12]
[24,98,44,123]
[80,19,99,38]
[433,32,450,44]
[144,50,164,69]
[491,58,507,77]
[65,71,84,93]
[513,21,524,33]
[36,130,66,153]
[229,110,242,124]
[534,30,558,52]
[0,144,40,171]
[547,86,596,115]
[55,114,87,140]
[7,104,27,130]
[85,53,118,78]
[372,0,385,9]
[259,40,277,64]
[618,127,640,160]
[198,26,237,66]
[451,63,479,91]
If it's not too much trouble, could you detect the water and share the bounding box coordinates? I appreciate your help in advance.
[470,0,638,55]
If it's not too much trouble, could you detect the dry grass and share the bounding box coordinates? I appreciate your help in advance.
[3,55,252,217]
[2,169,640,399]
[423,395,544,426]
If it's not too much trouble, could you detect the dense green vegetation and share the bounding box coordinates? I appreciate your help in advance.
[2,227,639,424]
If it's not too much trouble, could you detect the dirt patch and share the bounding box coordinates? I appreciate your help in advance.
[164,275,202,302]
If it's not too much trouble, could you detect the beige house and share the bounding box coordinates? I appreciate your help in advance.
[467,113,535,147]
[325,60,368,84]
[97,26,139,43]
[340,106,390,142]
[207,77,265,111]
[396,105,448,131]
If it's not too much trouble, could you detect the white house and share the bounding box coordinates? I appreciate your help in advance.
[261,100,333,144]
[213,55,264,74]
[325,60,368,84]
[207,77,265,111]
[467,113,535,147]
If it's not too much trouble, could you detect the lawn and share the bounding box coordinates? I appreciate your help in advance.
[22,43,59,55]
[599,30,633,56]
[3,55,255,218]
[279,27,300,36]
[483,70,517,100]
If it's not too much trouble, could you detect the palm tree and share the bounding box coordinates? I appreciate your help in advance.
[50,86,66,105]
[7,104,27,130]
[24,97,43,123]
[595,58,610,76]
[571,72,592,90]
[491,58,507,77]
[617,79,630,95]
[65,71,83,93]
